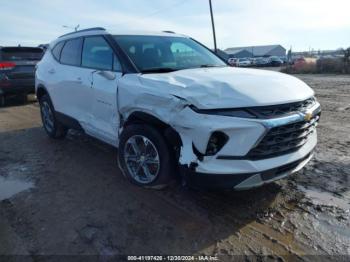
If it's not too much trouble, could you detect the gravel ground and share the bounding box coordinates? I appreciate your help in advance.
[0,74,349,260]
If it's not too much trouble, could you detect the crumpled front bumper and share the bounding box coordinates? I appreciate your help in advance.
[173,102,320,190]
[182,151,314,190]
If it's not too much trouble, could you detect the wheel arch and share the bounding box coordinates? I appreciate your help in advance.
[36,85,49,101]
[123,111,183,159]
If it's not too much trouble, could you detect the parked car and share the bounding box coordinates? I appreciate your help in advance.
[0,46,44,106]
[291,56,306,65]
[237,58,251,67]
[294,57,306,66]
[267,56,284,67]
[36,28,321,190]
[254,57,269,67]
[228,58,238,66]
[248,57,257,66]
[279,56,287,64]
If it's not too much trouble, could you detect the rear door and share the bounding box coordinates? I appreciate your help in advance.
[50,37,94,125]
[81,36,123,146]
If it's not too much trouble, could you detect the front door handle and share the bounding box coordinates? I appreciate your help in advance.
[48,69,55,74]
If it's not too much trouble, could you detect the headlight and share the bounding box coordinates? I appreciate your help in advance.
[190,105,256,118]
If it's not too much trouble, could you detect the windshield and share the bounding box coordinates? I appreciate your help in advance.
[113,35,226,73]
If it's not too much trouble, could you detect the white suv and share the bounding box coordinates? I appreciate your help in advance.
[36,28,321,190]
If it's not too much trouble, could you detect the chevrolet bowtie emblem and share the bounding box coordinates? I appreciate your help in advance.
[304,112,313,121]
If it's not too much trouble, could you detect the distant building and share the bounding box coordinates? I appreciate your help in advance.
[225,45,286,58]
[225,48,252,59]
[216,49,229,61]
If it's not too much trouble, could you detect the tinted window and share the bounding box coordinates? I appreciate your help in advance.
[60,38,82,66]
[52,42,65,61]
[82,36,120,71]
[1,47,43,61]
[114,35,226,72]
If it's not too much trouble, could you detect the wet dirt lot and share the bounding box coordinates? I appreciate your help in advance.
[0,75,349,260]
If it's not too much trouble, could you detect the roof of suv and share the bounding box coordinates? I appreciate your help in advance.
[52,27,187,46]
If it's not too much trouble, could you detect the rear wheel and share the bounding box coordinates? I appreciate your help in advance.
[118,124,174,189]
[39,94,67,139]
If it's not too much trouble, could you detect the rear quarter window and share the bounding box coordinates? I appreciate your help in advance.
[52,42,65,61]
[60,38,83,66]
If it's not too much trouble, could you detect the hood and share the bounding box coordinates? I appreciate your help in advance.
[138,67,314,109]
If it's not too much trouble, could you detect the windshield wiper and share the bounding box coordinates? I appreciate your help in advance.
[199,64,216,68]
[141,67,179,74]
[199,64,227,68]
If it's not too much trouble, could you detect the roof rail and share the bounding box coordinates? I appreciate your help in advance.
[163,31,175,34]
[59,27,106,38]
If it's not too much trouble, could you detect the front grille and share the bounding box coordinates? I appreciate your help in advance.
[247,113,320,160]
[249,97,316,118]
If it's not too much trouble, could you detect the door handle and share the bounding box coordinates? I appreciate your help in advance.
[75,77,82,83]
[48,69,55,74]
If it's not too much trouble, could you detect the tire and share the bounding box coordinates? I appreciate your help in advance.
[39,94,67,139]
[118,124,175,189]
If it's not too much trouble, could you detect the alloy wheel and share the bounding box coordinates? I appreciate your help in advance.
[124,135,160,184]
[41,101,54,133]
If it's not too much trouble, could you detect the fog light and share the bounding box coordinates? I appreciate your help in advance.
[206,132,229,156]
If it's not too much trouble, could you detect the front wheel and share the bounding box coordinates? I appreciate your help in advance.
[39,94,67,139]
[118,124,175,189]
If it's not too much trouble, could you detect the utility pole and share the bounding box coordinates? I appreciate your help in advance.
[209,0,217,53]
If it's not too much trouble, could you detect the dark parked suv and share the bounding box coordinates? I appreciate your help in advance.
[0,46,44,106]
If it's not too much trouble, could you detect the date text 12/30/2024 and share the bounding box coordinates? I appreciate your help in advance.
[127,256,219,261]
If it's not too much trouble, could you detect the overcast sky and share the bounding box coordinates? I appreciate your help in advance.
[1,0,349,51]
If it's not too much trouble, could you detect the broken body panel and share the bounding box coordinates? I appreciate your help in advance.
[117,67,320,189]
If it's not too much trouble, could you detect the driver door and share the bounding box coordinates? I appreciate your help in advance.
[81,36,123,146]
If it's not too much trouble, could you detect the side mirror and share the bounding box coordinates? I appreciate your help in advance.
[98,71,116,80]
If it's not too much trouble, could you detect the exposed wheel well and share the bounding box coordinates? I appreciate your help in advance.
[124,111,183,159]
[36,86,48,101]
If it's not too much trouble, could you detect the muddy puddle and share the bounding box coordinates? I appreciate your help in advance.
[0,176,33,201]
[292,185,350,254]
[298,185,350,211]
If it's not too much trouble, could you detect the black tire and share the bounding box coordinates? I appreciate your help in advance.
[118,124,175,189]
[39,94,67,139]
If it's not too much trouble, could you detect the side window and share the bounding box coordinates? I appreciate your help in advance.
[60,38,83,66]
[170,42,207,66]
[52,41,64,61]
[113,55,122,71]
[82,36,121,71]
